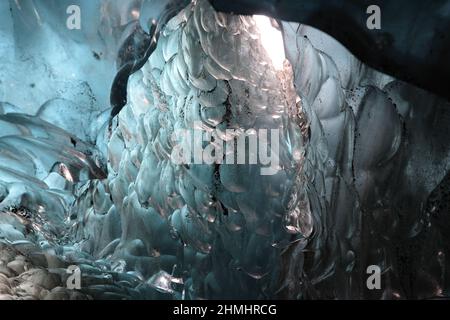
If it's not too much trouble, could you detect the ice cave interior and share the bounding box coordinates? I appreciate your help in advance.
[0,0,449,300]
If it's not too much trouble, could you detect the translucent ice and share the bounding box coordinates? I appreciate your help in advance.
[0,0,449,300]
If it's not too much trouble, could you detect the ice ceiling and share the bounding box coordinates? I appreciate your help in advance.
[0,0,449,300]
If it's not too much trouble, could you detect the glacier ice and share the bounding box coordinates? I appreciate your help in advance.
[0,0,449,300]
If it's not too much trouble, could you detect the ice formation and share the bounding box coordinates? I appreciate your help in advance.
[0,0,449,300]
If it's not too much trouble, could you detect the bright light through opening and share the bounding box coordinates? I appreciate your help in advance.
[253,15,286,71]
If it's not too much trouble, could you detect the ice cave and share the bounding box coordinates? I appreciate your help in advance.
[0,0,449,300]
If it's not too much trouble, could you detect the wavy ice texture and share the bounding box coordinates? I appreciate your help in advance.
[0,0,449,300]
[73,0,320,299]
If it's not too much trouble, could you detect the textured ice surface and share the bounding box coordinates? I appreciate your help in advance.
[0,0,449,300]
